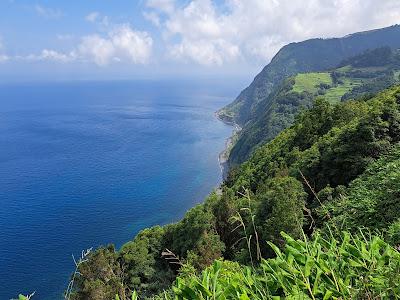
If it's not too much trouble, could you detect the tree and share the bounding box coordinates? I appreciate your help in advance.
[120,226,173,295]
[255,176,306,255]
[71,245,125,300]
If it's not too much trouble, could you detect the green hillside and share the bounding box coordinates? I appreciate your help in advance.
[61,84,400,300]
[218,25,400,126]
[228,47,400,166]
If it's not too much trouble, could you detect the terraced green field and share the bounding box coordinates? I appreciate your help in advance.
[292,71,364,103]
[324,78,364,103]
[292,72,331,93]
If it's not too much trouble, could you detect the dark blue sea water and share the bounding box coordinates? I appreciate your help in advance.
[0,79,239,299]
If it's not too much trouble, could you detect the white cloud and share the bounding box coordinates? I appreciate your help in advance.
[169,38,239,66]
[146,0,175,14]
[78,24,153,66]
[35,5,63,19]
[78,35,115,66]
[0,54,9,63]
[146,0,400,66]
[85,11,100,23]
[57,34,74,41]
[143,11,161,26]
[0,38,9,63]
[84,12,110,28]
[23,49,76,63]
[110,24,153,64]
[14,19,153,66]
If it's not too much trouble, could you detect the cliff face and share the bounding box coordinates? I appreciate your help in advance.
[221,25,400,166]
[219,24,400,127]
[227,46,400,165]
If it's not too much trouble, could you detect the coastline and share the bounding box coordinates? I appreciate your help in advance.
[215,111,241,180]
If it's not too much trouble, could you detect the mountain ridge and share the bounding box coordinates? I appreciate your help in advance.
[219,24,400,126]
[220,25,400,167]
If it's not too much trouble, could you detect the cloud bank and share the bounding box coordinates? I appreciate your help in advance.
[144,0,400,66]
[3,1,400,68]
[16,21,153,66]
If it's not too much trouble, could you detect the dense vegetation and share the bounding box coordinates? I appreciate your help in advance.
[321,147,400,245]
[63,84,400,299]
[228,46,400,165]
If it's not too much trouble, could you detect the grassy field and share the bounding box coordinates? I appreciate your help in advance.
[292,71,363,104]
[323,78,364,103]
[292,72,332,93]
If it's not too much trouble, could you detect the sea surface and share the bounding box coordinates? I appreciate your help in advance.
[0,79,240,299]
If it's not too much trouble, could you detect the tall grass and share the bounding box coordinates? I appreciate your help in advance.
[158,230,400,299]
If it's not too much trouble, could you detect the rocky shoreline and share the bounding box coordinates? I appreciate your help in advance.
[215,111,241,180]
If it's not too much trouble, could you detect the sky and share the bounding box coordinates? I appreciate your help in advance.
[1,0,400,81]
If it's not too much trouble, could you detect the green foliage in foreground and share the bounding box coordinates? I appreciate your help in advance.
[117,231,400,299]
[16,294,34,300]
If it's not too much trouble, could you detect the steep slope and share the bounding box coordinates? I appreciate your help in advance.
[322,145,400,243]
[218,24,400,126]
[69,85,400,299]
[228,47,400,165]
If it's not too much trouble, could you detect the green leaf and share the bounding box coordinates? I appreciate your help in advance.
[323,290,333,300]
[132,290,138,300]
[304,257,314,277]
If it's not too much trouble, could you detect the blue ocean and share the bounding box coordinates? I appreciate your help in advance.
[0,79,240,299]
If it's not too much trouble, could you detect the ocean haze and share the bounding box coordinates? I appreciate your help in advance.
[0,79,240,299]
